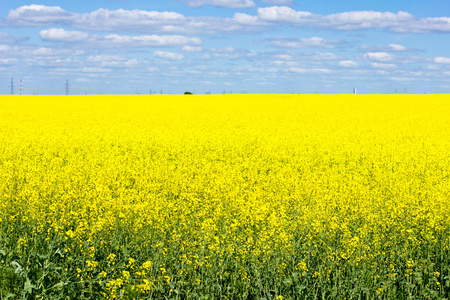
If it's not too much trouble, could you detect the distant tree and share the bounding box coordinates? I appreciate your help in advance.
[184,91,193,95]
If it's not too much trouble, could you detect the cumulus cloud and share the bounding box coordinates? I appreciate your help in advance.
[39,28,90,42]
[7,5,450,35]
[272,54,292,60]
[264,36,342,48]
[256,6,416,31]
[434,57,450,64]
[364,52,394,62]
[290,67,332,74]
[339,60,359,68]
[154,51,184,60]
[258,6,317,23]
[72,8,190,33]
[388,44,407,51]
[370,62,397,69]
[39,28,202,48]
[257,6,450,33]
[7,5,260,35]
[31,47,85,57]
[0,58,19,65]
[6,5,74,26]
[260,0,295,5]
[177,0,256,8]
[314,52,340,60]
[82,67,112,73]
[0,45,12,52]
[101,34,202,47]
[87,55,127,62]
[359,43,416,52]
[324,11,414,30]
[84,55,140,68]
[209,47,257,59]
[181,46,203,52]
[233,13,263,25]
[390,16,450,33]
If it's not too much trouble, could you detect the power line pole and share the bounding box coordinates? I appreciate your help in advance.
[20,79,22,95]
[9,78,14,95]
[66,80,70,95]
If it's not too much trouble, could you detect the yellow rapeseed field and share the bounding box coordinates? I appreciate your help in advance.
[1,94,449,299]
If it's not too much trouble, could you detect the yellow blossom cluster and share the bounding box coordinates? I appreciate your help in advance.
[0,94,449,299]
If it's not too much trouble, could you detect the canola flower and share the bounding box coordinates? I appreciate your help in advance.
[0,94,450,299]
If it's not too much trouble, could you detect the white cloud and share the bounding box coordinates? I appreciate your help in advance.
[434,57,450,64]
[391,17,450,33]
[257,6,450,33]
[364,52,394,62]
[178,0,256,8]
[6,5,74,26]
[39,28,202,48]
[314,52,339,60]
[290,67,331,74]
[390,77,414,82]
[360,43,414,52]
[8,4,449,36]
[154,51,184,60]
[39,28,90,42]
[87,55,127,62]
[102,34,202,47]
[272,54,292,60]
[325,11,414,30]
[264,36,342,48]
[427,65,441,70]
[209,47,257,59]
[272,60,299,67]
[7,4,450,35]
[260,0,294,5]
[389,44,406,51]
[370,62,396,69]
[86,55,139,67]
[0,45,12,52]
[257,7,416,31]
[0,44,85,68]
[258,6,316,23]
[31,47,85,57]
[72,8,197,33]
[181,46,203,52]
[8,5,255,35]
[0,58,19,65]
[233,13,262,25]
[100,59,139,68]
[83,67,112,73]
[339,60,359,68]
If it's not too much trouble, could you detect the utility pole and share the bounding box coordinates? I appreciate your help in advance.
[66,80,70,95]
[9,78,14,95]
[20,79,22,95]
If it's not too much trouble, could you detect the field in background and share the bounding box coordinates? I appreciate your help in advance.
[1,94,450,299]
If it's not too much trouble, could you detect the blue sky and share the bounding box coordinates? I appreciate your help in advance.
[1,0,449,94]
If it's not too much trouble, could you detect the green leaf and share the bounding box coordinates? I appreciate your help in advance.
[4,293,17,300]
[10,261,22,275]
[55,248,64,257]
[24,278,37,293]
